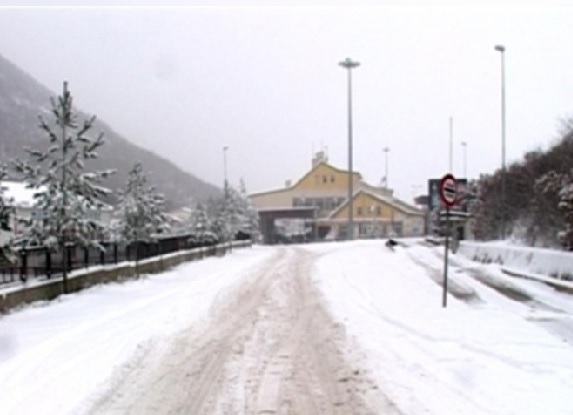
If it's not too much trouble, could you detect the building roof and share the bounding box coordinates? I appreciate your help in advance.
[0,181,41,207]
[326,189,424,220]
[0,180,112,210]
[256,206,316,213]
[249,161,362,198]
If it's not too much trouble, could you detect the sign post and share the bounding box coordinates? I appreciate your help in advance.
[439,173,457,308]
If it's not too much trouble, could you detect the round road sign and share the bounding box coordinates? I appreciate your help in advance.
[439,173,457,207]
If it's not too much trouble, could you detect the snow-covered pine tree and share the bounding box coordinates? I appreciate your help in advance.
[225,185,245,241]
[0,164,16,263]
[558,179,573,250]
[208,196,228,242]
[116,163,169,249]
[190,202,210,239]
[237,178,259,239]
[535,169,573,250]
[0,164,14,234]
[12,82,114,292]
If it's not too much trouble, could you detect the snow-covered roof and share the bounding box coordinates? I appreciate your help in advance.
[326,189,423,220]
[0,180,113,210]
[0,180,42,207]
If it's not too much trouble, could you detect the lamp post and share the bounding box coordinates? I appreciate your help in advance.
[449,116,453,173]
[461,141,467,178]
[223,145,229,186]
[383,147,390,188]
[223,146,230,250]
[339,57,360,240]
[494,44,506,239]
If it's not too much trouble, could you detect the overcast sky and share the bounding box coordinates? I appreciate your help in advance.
[1,3,573,202]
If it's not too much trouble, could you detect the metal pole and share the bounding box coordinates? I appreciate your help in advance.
[339,58,360,240]
[495,45,506,239]
[223,146,228,192]
[61,81,69,294]
[461,141,467,178]
[449,117,453,173]
[223,146,230,251]
[443,206,450,308]
[383,147,390,188]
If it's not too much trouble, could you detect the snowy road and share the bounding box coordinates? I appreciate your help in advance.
[90,247,398,414]
[1,241,573,415]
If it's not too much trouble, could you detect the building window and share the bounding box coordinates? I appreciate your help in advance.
[375,206,381,216]
[357,206,362,216]
[331,175,335,183]
[323,176,327,184]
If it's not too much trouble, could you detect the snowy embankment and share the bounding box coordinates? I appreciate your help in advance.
[458,240,573,289]
[0,246,275,415]
[307,241,573,415]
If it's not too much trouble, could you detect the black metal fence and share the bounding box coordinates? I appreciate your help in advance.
[0,233,218,286]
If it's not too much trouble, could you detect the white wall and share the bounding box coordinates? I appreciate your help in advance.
[458,241,573,279]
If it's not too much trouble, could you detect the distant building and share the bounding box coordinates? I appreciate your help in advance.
[249,152,425,243]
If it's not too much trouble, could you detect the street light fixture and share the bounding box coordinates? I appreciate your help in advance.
[383,147,390,188]
[223,146,230,251]
[494,44,506,239]
[223,146,229,195]
[339,57,360,240]
[461,141,467,178]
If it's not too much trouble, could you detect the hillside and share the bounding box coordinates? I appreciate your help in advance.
[0,53,220,209]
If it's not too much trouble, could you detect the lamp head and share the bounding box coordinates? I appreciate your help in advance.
[339,58,360,69]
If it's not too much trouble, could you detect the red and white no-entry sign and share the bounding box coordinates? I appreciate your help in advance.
[439,173,457,207]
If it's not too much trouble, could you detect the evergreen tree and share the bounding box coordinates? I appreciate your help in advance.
[207,196,227,241]
[558,179,573,251]
[536,169,573,250]
[0,164,16,263]
[530,171,563,246]
[116,163,169,245]
[226,185,245,239]
[237,178,259,238]
[0,164,13,234]
[190,202,211,239]
[12,82,114,292]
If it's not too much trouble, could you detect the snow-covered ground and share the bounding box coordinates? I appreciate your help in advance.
[0,241,572,414]
[309,241,573,414]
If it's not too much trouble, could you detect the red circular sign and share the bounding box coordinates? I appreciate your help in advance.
[439,173,457,207]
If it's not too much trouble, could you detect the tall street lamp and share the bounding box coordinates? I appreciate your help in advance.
[223,145,230,250]
[223,145,229,194]
[494,44,506,239]
[461,141,467,178]
[339,57,360,240]
[383,147,390,188]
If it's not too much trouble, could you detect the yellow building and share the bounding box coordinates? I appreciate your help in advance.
[250,152,425,243]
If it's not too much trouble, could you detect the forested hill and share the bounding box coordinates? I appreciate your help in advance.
[0,53,220,209]
[471,122,573,249]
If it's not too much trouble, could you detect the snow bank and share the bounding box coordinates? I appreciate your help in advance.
[308,240,573,415]
[458,240,573,280]
[0,246,274,415]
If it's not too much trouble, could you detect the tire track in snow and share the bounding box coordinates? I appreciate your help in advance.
[90,247,400,415]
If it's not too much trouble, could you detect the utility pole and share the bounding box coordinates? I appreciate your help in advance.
[495,44,507,240]
[339,57,360,240]
[383,147,390,188]
[61,81,69,294]
[449,116,453,173]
